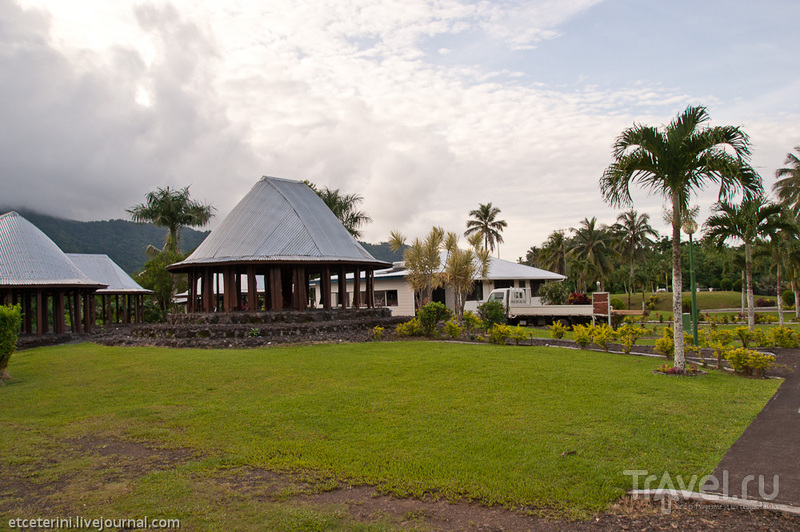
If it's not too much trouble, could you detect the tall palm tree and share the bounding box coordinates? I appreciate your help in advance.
[568,217,617,290]
[538,230,568,275]
[316,187,372,239]
[612,209,658,308]
[389,227,445,308]
[773,146,800,215]
[753,207,798,327]
[600,105,762,371]
[127,185,215,254]
[704,196,786,330]
[464,203,507,257]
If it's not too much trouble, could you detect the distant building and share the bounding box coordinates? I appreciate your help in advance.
[314,255,566,317]
[167,176,390,312]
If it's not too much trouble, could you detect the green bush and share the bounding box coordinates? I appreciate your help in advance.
[735,326,754,348]
[591,324,615,352]
[720,279,733,291]
[726,347,775,378]
[732,279,743,292]
[572,324,592,349]
[372,326,385,341]
[0,304,22,381]
[769,326,799,348]
[511,325,528,346]
[417,301,453,336]
[654,327,674,360]
[609,297,626,311]
[645,294,659,311]
[538,282,568,305]
[444,320,461,340]
[549,320,568,339]
[396,317,423,337]
[616,324,644,354]
[487,323,512,345]
[462,311,483,334]
[477,300,506,329]
[702,328,734,369]
[783,290,795,307]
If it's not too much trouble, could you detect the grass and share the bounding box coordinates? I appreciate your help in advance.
[1,341,780,527]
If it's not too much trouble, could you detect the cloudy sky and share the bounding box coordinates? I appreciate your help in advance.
[2,0,799,261]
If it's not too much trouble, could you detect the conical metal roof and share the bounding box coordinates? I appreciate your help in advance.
[0,211,106,288]
[169,177,390,270]
[66,254,153,294]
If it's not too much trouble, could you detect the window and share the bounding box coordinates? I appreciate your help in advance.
[373,290,398,307]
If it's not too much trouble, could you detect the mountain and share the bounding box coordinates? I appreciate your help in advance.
[3,208,210,274]
[359,241,404,264]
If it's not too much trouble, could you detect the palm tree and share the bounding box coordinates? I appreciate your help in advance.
[315,187,372,239]
[443,232,491,320]
[773,146,800,215]
[753,207,799,327]
[568,217,617,291]
[704,196,785,330]
[538,230,568,275]
[127,185,215,254]
[464,203,507,257]
[612,210,658,308]
[600,105,762,371]
[389,227,445,308]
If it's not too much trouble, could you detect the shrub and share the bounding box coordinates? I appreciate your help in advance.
[567,292,590,305]
[654,327,674,359]
[591,324,615,352]
[720,279,733,291]
[733,279,743,292]
[538,282,568,305]
[487,323,512,345]
[572,324,592,349]
[462,311,483,334]
[609,297,626,311]
[702,328,734,369]
[417,301,453,336]
[735,326,753,348]
[726,347,775,378]
[372,326,385,341]
[443,320,461,340]
[756,298,775,308]
[769,326,799,348]
[645,294,660,311]
[0,304,22,381]
[616,324,644,354]
[549,320,568,339]
[477,300,506,329]
[396,317,423,337]
[247,327,260,338]
[511,325,528,346]
[783,290,795,307]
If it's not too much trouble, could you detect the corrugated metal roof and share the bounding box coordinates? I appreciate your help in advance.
[170,176,390,270]
[373,254,567,282]
[0,211,106,288]
[66,254,153,294]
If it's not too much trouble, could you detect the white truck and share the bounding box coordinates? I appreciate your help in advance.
[465,287,594,326]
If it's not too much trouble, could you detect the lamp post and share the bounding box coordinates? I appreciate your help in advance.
[682,219,699,347]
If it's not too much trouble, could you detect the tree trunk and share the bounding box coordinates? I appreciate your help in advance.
[671,193,685,371]
[746,242,755,331]
[628,259,634,309]
[793,277,800,319]
[777,264,784,328]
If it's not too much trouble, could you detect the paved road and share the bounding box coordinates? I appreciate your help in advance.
[704,351,800,506]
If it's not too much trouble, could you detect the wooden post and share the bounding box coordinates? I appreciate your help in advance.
[321,266,332,310]
[54,291,65,335]
[36,290,43,337]
[84,292,93,333]
[293,267,307,311]
[269,266,283,310]
[353,267,361,309]
[41,291,49,335]
[338,266,348,309]
[247,266,257,311]
[367,269,375,308]
[73,292,82,333]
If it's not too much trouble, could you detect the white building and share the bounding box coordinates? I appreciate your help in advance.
[316,256,566,317]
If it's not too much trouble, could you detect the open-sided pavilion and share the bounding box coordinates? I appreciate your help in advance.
[167,176,391,312]
[0,212,106,335]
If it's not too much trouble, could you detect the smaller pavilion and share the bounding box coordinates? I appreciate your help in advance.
[0,212,106,335]
[167,176,391,312]
[66,254,153,325]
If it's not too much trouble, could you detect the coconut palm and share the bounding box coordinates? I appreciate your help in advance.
[600,105,762,371]
[538,230,568,275]
[773,146,800,215]
[315,187,372,239]
[127,185,215,254]
[568,217,618,290]
[704,196,786,330]
[464,203,507,257]
[612,210,658,308]
[753,207,799,327]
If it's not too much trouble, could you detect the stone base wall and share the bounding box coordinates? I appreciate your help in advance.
[167,308,392,325]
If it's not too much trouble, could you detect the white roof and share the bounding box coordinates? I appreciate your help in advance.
[374,254,566,282]
[66,254,153,294]
[0,211,105,289]
[170,176,389,269]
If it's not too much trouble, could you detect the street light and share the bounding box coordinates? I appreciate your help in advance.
[682,218,699,347]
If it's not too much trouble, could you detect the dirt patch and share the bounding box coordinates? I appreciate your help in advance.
[4,435,799,531]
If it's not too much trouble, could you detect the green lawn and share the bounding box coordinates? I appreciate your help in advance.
[1,342,780,527]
